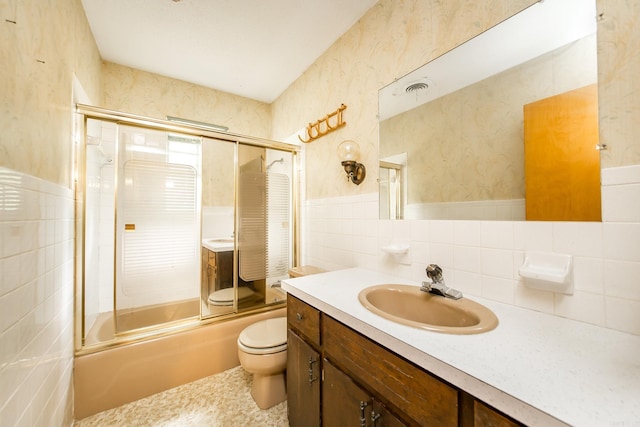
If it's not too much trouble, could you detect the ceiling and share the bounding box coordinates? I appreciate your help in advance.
[81,0,378,104]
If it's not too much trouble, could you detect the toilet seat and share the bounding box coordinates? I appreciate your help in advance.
[208,287,255,306]
[238,317,287,355]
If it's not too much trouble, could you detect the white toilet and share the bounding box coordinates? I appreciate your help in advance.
[237,316,288,409]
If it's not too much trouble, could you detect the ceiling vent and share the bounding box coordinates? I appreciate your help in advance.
[393,78,433,96]
[405,82,429,93]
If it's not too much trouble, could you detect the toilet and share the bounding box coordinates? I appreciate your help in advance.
[208,286,255,306]
[237,265,325,409]
[237,316,288,409]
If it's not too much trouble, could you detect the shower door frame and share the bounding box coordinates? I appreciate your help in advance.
[74,104,300,354]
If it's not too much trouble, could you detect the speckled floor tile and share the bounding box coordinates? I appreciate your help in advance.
[74,367,289,426]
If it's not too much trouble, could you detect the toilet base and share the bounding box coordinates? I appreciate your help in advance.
[250,372,286,409]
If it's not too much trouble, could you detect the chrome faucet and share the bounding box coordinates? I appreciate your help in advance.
[420,264,463,300]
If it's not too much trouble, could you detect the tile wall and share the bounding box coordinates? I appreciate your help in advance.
[303,165,640,336]
[0,167,75,426]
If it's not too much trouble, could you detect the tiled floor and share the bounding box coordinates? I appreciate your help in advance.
[74,366,289,426]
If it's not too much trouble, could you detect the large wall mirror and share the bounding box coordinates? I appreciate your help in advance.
[378,0,600,221]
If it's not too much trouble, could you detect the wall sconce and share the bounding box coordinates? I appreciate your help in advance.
[337,140,366,185]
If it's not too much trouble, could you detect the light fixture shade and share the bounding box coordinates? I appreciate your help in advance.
[337,140,360,162]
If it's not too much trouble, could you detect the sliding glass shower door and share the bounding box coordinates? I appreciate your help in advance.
[115,126,202,334]
[79,107,297,348]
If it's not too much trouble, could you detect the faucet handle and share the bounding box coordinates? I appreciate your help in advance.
[426,264,443,283]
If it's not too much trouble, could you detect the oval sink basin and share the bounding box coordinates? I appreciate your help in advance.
[358,284,498,334]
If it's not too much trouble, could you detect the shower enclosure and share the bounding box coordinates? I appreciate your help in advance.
[76,106,298,351]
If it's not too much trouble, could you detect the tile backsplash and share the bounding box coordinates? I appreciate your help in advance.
[303,167,640,336]
[0,167,75,426]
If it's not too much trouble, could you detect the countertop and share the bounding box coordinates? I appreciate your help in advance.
[281,268,640,427]
[201,237,234,253]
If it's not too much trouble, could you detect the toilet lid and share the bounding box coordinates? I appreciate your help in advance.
[238,317,287,350]
[208,287,255,304]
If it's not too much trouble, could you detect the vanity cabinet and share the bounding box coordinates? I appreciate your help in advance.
[287,295,523,427]
[287,295,321,427]
[201,247,234,299]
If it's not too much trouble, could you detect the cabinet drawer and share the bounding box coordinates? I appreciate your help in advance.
[474,400,524,427]
[323,315,458,427]
[287,295,321,346]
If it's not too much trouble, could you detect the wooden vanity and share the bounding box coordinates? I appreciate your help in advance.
[287,295,522,426]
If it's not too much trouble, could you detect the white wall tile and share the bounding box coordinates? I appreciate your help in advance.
[481,276,515,304]
[482,248,514,279]
[410,241,430,265]
[0,168,74,427]
[514,284,555,314]
[453,221,481,246]
[603,223,640,262]
[554,291,605,326]
[410,220,429,242]
[430,220,453,243]
[377,220,393,239]
[453,245,481,273]
[553,222,603,257]
[603,260,640,300]
[605,297,640,335]
[513,221,553,251]
[451,270,482,296]
[602,183,640,222]
[601,165,640,186]
[429,243,454,269]
[573,257,604,294]
[303,193,640,336]
[481,221,514,249]
[392,220,411,242]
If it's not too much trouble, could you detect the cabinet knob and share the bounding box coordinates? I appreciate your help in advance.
[296,312,303,321]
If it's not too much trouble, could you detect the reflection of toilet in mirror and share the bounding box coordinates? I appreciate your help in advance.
[208,286,255,306]
[237,317,288,409]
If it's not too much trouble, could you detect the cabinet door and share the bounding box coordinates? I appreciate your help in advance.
[323,360,372,427]
[287,330,320,427]
[323,360,407,427]
[371,399,406,427]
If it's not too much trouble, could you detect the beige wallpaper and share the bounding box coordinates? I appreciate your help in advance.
[2,0,638,195]
[0,0,103,188]
[597,0,640,168]
[380,35,596,204]
[271,0,536,199]
[272,0,640,200]
[102,62,272,140]
[201,138,235,207]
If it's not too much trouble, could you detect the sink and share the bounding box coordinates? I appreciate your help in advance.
[358,284,498,334]
[202,237,234,253]
[207,238,234,244]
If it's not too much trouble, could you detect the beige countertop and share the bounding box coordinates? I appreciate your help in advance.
[282,268,640,427]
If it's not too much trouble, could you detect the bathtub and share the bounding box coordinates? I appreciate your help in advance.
[74,306,286,420]
[84,298,201,345]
